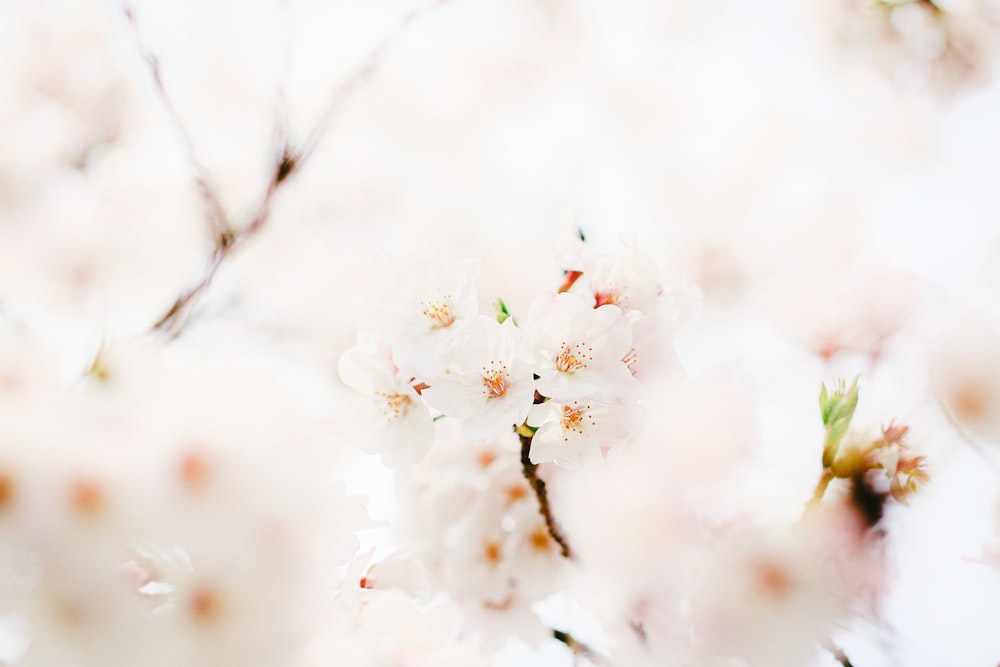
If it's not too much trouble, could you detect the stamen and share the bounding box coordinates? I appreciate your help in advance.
[481,362,509,398]
[555,341,593,374]
[420,294,456,329]
[561,404,587,439]
[623,347,638,377]
[375,391,414,421]
[753,560,795,601]
[529,528,553,551]
[483,541,502,565]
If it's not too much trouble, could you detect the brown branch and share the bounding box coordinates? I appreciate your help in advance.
[519,428,574,560]
[151,247,226,333]
[132,0,453,335]
[553,629,611,666]
[122,3,231,243]
[822,641,855,667]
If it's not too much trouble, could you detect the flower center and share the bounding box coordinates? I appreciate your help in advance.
[481,364,509,399]
[555,341,592,374]
[752,559,795,601]
[560,404,588,438]
[375,391,413,421]
[421,295,456,329]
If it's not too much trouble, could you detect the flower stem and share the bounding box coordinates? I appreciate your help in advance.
[810,469,835,507]
[821,639,855,667]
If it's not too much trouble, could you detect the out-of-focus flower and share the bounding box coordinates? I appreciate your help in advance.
[931,316,1000,443]
[825,0,1000,93]
[291,580,491,667]
[690,511,873,667]
[831,424,930,503]
[393,424,571,652]
[0,336,373,667]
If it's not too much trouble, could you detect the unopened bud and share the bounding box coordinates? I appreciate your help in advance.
[820,378,860,467]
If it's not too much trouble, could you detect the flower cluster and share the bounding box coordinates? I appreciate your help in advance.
[337,238,686,469]
[389,425,570,651]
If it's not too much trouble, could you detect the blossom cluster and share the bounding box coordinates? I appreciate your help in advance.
[337,239,686,469]
[334,238,940,666]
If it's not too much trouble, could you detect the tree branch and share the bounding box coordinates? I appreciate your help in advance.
[518,428,574,560]
[122,3,231,243]
[821,640,855,667]
[553,629,611,666]
[129,0,453,336]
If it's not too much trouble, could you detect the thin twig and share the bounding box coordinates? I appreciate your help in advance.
[519,429,574,559]
[122,3,231,242]
[128,0,453,335]
[553,629,611,666]
[821,640,855,667]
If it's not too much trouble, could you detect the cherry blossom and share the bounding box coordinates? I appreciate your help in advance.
[526,399,637,467]
[421,316,535,441]
[526,292,639,404]
[350,257,480,381]
[569,236,668,316]
[931,316,1000,443]
[336,340,435,465]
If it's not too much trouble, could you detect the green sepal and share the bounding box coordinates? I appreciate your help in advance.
[516,423,537,438]
[493,297,511,324]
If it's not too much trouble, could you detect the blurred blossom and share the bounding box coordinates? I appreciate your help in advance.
[393,424,571,651]
[824,0,1000,93]
[931,316,1000,442]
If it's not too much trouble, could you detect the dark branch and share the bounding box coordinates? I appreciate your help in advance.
[136,0,453,335]
[519,426,574,560]
[122,3,231,243]
[553,629,611,666]
[822,640,855,667]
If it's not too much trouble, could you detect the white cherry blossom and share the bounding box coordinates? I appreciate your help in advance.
[526,399,637,467]
[570,237,667,316]
[621,311,684,392]
[336,340,435,466]
[526,292,639,404]
[350,257,480,381]
[421,316,535,441]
